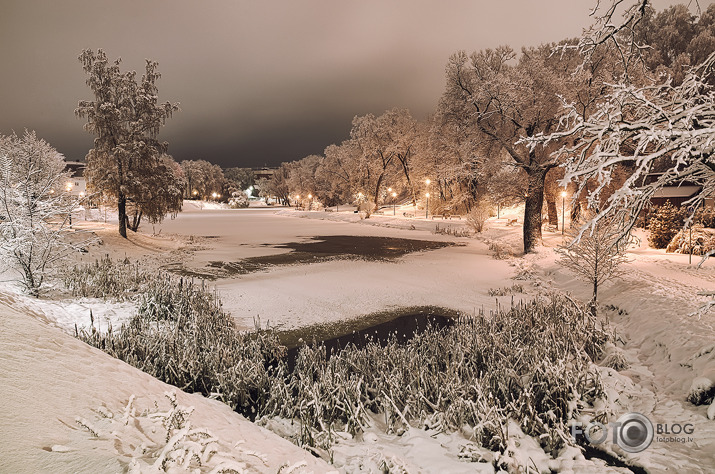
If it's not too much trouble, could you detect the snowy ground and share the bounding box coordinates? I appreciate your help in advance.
[2,201,714,472]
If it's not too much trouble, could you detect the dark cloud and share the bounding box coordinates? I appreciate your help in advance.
[0,0,706,168]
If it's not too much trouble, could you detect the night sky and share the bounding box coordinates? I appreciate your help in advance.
[0,1,702,168]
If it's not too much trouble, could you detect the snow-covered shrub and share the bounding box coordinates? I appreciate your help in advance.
[228,192,249,209]
[648,202,686,249]
[486,240,514,260]
[686,377,715,406]
[665,224,715,256]
[557,217,633,305]
[64,255,149,299]
[601,344,630,371]
[433,223,470,237]
[487,284,524,296]
[696,207,715,229]
[465,201,491,233]
[267,294,609,456]
[77,272,286,419]
[0,131,90,296]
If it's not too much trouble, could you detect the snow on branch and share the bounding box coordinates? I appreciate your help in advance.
[523,51,715,241]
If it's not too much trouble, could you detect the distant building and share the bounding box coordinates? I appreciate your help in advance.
[63,161,87,197]
[252,167,277,182]
[643,173,713,208]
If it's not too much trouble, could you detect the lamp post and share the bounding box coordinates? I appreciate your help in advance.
[308,194,312,210]
[425,179,431,219]
[392,192,397,215]
[561,191,567,235]
[295,195,300,209]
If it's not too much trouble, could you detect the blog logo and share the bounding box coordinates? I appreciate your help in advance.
[571,412,654,453]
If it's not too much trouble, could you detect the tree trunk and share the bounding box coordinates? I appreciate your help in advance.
[371,173,385,215]
[523,167,548,254]
[128,209,142,232]
[398,157,417,206]
[118,194,128,238]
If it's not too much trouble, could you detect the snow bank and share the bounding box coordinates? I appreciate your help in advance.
[0,294,332,473]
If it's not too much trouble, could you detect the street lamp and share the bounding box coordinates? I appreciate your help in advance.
[425,192,430,219]
[212,192,217,200]
[561,191,567,235]
[308,194,312,210]
[392,192,397,215]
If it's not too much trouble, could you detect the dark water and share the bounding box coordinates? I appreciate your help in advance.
[207,235,456,276]
[282,309,455,370]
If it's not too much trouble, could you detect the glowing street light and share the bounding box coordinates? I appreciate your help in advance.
[212,192,217,199]
[561,190,567,235]
[308,194,313,210]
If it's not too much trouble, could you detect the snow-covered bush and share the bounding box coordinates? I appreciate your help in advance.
[266,294,609,456]
[228,192,249,209]
[648,203,686,249]
[465,201,491,233]
[0,131,89,296]
[666,225,715,256]
[557,217,633,305]
[76,271,285,418]
[487,284,524,296]
[486,239,514,260]
[687,377,715,406]
[64,255,149,299]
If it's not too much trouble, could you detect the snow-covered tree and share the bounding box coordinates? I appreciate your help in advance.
[529,2,715,245]
[0,131,88,296]
[350,111,403,214]
[76,48,180,237]
[441,44,578,253]
[126,154,185,231]
[557,216,633,310]
[180,159,225,200]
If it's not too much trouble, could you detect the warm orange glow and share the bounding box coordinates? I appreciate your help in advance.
[425,192,430,198]
[425,179,431,185]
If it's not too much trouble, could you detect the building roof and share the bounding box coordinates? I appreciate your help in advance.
[64,161,86,178]
[651,185,701,198]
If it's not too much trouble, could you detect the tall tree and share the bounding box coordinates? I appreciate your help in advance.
[442,45,574,252]
[76,49,179,237]
[350,112,403,214]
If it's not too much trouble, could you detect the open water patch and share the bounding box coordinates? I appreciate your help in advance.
[277,306,459,370]
[183,235,456,278]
